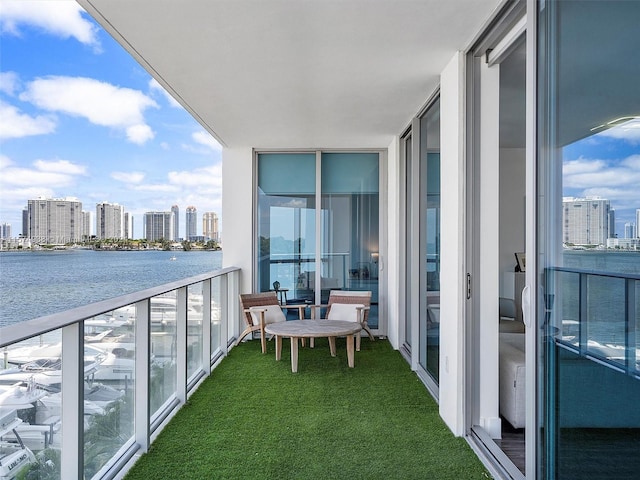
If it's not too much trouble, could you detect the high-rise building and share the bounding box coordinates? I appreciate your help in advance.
[26,197,83,244]
[82,211,92,239]
[96,202,125,239]
[637,209,640,239]
[608,209,616,238]
[624,222,637,239]
[562,197,610,246]
[0,223,11,239]
[22,209,28,237]
[124,213,133,240]
[203,212,219,242]
[143,211,173,242]
[171,205,180,240]
[186,206,197,241]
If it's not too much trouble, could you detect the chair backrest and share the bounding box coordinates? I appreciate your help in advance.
[326,290,372,322]
[239,292,280,327]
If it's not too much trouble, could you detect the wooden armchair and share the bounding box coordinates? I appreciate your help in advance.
[237,292,305,353]
[311,290,374,351]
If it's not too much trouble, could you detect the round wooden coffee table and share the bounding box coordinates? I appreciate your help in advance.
[264,320,362,372]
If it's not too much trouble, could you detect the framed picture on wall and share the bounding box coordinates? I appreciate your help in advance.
[515,252,526,272]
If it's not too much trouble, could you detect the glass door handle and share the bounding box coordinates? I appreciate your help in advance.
[521,284,531,328]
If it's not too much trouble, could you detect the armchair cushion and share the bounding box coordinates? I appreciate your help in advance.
[327,303,364,322]
[249,305,286,326]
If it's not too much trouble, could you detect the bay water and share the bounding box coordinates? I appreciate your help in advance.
[0,249,222,327]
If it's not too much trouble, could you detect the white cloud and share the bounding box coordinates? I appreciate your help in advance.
[168,164,222,188]
[0,72,19,96]
[160,142,170,150]
[133,184,180,193]
[0,0,100,49]
[20,76,158,144]
[33,159,87,175]
[192,131,222,151]
[0,100,56,140]
[563,156,640,189]
[597,118,640,145]
[111,171,146,184]
[126,124,155,145]
[0,157,85,188]
[149,78,181,108]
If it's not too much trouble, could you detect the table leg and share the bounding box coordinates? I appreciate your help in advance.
[328,336,336,357]
[290,337,299,373]
[275,335,282,361]
[346,334,355,368]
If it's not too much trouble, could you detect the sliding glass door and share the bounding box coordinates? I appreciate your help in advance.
[537,1,640,478]
[257,152,381,329]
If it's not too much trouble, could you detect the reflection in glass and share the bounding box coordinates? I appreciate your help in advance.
[257,153,316,307]
[211,277,222,354]
[538,1,640,477]
[187,284,204,379]
[321,153,379,326]
[150,293,177,415]
[419,98,441,381]
[0,331,62,479]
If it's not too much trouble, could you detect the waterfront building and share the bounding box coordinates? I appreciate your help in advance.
[171,205,180,240]
[607,238,639,250]
[0,223,10,240]
[21,208,28,237]
[562,197,611,246]
[82,211,92,239]
[96,202,125,239]
[124,212,133,239]
[202,211,218,242]
[624,222,636,239]
[608,208,616,238]
[143,211,173,242]
[186,206,197,241]
[26,197,83,244]
[637,210,640,238]
[3,1,636,479]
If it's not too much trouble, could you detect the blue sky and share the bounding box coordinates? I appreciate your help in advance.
[562,121,640,236]
[0,1,222,239]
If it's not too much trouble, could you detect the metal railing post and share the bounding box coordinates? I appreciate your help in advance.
[176,287,187,403]
[135,299,150,453]
[61,322,83,479]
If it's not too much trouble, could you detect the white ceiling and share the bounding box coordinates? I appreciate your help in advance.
[79,0,502,149]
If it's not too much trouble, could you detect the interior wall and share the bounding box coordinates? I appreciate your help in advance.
[439,51,466,436]
[499,147,526,294]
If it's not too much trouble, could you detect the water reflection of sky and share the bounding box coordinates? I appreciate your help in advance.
[563,118,640,230]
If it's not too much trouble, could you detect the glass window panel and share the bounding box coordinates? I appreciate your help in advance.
[211,277,222,355]
[418,97,441,382]
[150,292,177,415]
[321,153,379,323]
[187,284,204,379]
[258,153,316,307]
[84,309,135,478]
[1,331,62,478]
[538,1,640,477]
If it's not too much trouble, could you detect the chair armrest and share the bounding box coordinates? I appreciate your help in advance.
[309,304,328,319]
[282,304,306,320]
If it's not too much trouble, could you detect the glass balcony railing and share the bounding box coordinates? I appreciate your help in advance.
[0,267,240,480]
[546,266,640,377]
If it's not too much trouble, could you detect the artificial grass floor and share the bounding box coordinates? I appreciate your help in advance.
[124,338,491,480]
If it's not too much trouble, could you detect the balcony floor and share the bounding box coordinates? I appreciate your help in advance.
[124,338,490,479]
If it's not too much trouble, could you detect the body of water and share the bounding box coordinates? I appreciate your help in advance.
[0,249,222,326]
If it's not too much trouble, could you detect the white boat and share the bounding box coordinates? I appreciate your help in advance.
[0,409,36,479]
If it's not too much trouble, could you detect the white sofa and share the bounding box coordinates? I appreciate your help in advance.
[499,332,525,429]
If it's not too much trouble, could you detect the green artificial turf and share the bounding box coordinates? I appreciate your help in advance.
[124,338,491,479]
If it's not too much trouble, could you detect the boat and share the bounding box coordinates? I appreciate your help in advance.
[0,409,36,479]
[169,255,177,261]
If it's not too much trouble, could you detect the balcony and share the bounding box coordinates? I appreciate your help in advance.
[0,269,487,479]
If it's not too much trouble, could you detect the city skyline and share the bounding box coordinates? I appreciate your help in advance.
[0,2,223,239]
